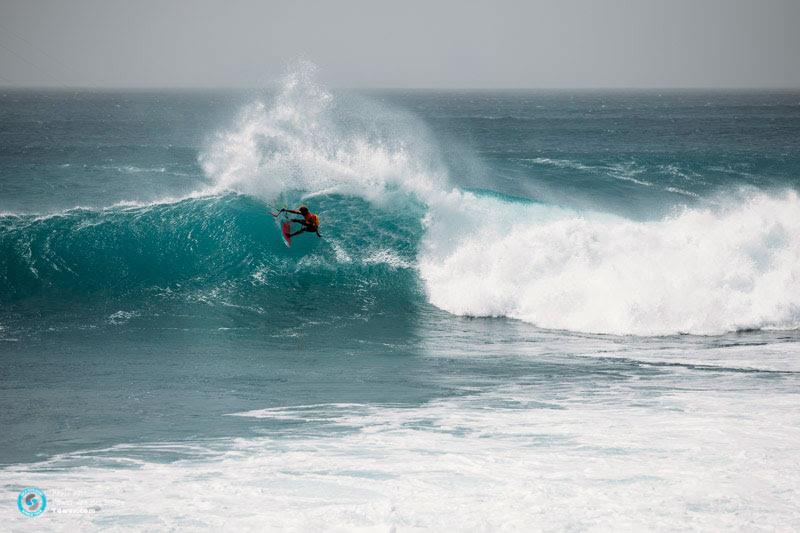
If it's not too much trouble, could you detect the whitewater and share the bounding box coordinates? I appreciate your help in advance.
[2,68,800,529]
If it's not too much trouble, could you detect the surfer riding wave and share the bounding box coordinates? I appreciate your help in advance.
[279,205,322,238]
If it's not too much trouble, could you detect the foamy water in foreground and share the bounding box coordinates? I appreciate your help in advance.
[3,342,799,530]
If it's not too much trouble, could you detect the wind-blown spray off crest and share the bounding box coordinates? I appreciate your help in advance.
[200,62,448,203]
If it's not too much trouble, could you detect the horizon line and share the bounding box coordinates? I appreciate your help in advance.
[2,84,800,92]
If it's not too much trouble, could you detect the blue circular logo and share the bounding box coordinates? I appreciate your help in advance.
[18,487,46,517]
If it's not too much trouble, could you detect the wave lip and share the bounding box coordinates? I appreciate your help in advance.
[199,62,448,204]
[420,191,800,336]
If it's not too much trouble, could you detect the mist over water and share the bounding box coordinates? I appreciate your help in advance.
[2,68,800,529]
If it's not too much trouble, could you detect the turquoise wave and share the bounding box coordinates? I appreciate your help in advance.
[0,193,424,309]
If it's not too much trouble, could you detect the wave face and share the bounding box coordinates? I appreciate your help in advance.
[0,193,423,336]
[2,70,800,337]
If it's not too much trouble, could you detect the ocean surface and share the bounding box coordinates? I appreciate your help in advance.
[2,72,800,529]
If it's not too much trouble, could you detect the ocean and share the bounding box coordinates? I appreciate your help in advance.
[2,71,800,529]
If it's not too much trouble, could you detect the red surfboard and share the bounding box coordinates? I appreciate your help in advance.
[271,210,293,247]
[281,220,292,247]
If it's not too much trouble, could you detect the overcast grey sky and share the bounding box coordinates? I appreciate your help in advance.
[1,0,799,88]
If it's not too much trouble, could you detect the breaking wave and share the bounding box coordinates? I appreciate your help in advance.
[3,63,799,337]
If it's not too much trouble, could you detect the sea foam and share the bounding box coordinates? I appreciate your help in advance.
[3,380,799,530]
[420,190,800,335]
